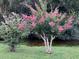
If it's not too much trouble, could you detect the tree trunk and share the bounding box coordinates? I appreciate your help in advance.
[9,44,16,52]
[41,33,55,54]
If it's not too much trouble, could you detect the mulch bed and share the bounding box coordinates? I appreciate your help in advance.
[28,39,79,46]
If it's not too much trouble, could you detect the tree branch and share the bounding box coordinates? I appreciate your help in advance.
[50,36,55,47]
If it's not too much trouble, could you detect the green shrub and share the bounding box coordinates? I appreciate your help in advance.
[0,12,30,52]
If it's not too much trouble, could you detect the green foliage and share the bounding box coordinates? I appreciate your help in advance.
[0,15,20,44]
[61,0,79,13]
[0,13,30,45]
[59,19,66,26]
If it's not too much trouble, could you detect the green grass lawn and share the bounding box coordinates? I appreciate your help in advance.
[0,44,79,59]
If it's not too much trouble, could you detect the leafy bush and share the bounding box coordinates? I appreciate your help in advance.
[0,12,30,52]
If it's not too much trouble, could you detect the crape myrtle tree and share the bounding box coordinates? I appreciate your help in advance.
[0,12,30,52]
[19,0,75,54]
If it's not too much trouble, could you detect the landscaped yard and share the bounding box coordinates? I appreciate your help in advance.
[0,43,79,59]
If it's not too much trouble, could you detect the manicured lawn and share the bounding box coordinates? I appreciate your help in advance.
[0,44,79,59]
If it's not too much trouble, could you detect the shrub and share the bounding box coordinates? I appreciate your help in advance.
[0,12,30,52]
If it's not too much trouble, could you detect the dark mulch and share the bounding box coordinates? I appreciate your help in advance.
[28,39,79,46]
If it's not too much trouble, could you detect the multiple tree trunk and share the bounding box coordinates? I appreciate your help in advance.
[41,33,55,54]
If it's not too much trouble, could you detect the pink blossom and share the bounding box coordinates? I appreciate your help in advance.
[22,14,31,20]
[22,14,36,22]
[68,16,75,21]
[49,10,60,19]
[53,13,60,17]
[67,16,75,23]
[52,8,60,17]
[22,14,31,21]
[67,20,73,24]
[31,22,36,29]
[17,23,25,31]
[64,19,73,30]
[22,14,28,20]
[39,16,45,24]
[30,15,36,22]
[53,9,58,15]
[49,13,54,19]
[49,21,55,27]
[58,26,64,32]
[64,23,72,30]
[44,12,49,18]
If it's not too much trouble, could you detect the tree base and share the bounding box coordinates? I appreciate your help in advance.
[45,48,52,54]
[9,45,16,52]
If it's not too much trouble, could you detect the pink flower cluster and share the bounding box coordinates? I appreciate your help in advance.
[22,14,36,22]
[31,22,36,29]
[21,12,75,33]
[58,16,75,32]
[64,22,72,30]
[58,22,73,33]
[58,26,64,32]
[49,9,61,19]
[17,23,25,31]
[49,21,55,27]
[38,16,45,24]
[52,9,60,17]
[63,16,75,30]
[22,14,37,29]
[48,21,64,33]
